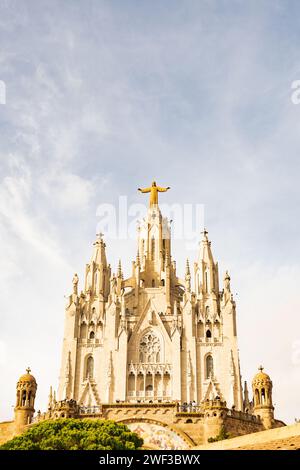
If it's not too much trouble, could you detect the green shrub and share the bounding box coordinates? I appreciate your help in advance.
[0,418,143,450]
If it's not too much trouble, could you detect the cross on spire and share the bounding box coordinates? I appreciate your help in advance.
[26,367,31,374]
[258,365,264,372]
[201,228,209,240]
[94,232,104,246]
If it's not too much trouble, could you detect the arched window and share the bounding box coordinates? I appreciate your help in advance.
[21,390,26,406]
[206,329,212,338]
[89,331,95,339]
[86,356,94,379]
[152,279,155,287]
[206,355,214,379]
[261,388,265,404]
[139,331,161,363]
[151,236,155,261]
[255,388,260,405]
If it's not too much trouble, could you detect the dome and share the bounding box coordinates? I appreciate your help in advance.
[18,368,36,384]
[252,366,271,385]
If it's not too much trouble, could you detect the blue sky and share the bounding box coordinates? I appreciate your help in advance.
[0,0,300,423]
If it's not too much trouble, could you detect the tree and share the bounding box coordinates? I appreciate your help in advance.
[0,418,143,450]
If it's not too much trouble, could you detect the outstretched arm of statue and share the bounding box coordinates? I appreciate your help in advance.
[157,186,170,192]
[138,187,151,193]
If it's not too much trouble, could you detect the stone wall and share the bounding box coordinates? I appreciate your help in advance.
[196,422,300,450]
[225,415,263,437]
[0,401,285,449]
[0,421,15,445]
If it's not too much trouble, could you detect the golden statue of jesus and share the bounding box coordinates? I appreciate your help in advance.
[138,181,170,207]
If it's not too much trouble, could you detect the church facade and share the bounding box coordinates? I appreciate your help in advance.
[58,186,243,410]
[0,183,285,449]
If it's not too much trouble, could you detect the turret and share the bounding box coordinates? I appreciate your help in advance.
[252,366,274,429]
[14,368,37,433]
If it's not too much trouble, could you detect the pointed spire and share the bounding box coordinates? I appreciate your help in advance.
[117,259,122,278]
[185,259,191,292]
[243,380,250,410]
[198,228,214,264]
[195,228,219,296]
[91,232,107,266]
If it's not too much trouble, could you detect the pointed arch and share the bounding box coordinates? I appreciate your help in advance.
[205,354,214,379]
[85,355,94,379]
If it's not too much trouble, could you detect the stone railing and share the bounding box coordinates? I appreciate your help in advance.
[78,405,102,415]
[126,392,172,402]
[178,404,203,413]
[227,409,261,423]
[128,362,172,375]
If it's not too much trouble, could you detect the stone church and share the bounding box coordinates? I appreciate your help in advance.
[0,182,285,449]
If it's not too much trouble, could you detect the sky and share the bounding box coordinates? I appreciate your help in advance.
[0,0,300,424]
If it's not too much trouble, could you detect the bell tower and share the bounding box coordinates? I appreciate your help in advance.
[252,366,274,429]
[14,368,37,433]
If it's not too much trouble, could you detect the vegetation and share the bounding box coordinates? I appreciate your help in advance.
[0,418,143,450]
[207,426,231,443]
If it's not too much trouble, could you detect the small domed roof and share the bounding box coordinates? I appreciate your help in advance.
[18,367,36,383]
[252,366,271,384]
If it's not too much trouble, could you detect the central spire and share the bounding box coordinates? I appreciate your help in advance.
[138,181,170,207]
